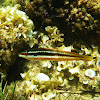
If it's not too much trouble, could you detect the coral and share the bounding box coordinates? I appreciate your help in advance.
[13,0,100,46]
[38,26,64,48]
[42,89,56,100]
[1,0,100,99]
[10,44,100,99]
[69,66,80,74]
[34,73,50,83]
[0,4,38,74]
[0,0,12,6]
[85,69,95,78]
[2,25,100,99]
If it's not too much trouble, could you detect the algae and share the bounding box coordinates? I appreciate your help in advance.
[0,0,100,100]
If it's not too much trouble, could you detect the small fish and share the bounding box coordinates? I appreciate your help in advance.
[19,48,93,61]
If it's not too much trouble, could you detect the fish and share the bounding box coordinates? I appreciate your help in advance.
[19,48,93,61]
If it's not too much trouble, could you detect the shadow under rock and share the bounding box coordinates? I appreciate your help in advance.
[6,57,29,84]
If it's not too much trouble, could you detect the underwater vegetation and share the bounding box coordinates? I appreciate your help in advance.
[13,0,100,46]
[0,0,100,100]
[1,24,100,99]
[0,4,38,74]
